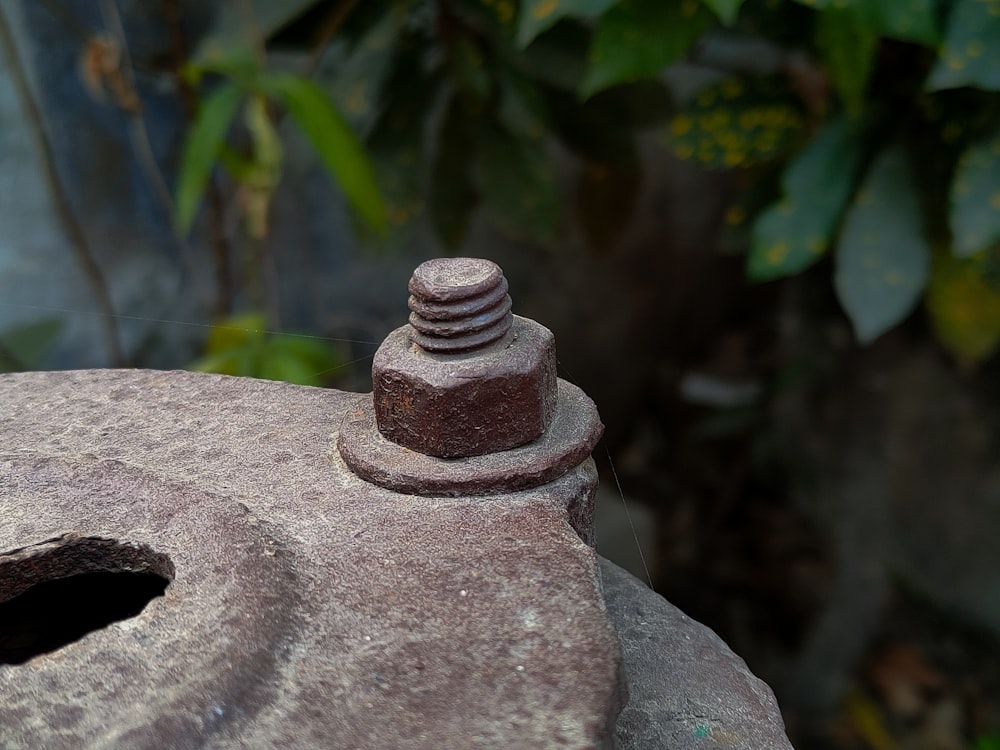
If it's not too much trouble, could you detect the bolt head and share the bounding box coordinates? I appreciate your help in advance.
[372,316,557,459]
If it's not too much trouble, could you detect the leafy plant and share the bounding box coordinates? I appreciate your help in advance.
[0,319,62,373]
[173,0,1000,367]
[176,52,386,238]
[730,0,1000,365]
[188,312,344,387]
[975,734,1000,750]
[171,27,386,383]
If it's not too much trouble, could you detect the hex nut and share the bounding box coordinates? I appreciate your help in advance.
[372,315,557,459]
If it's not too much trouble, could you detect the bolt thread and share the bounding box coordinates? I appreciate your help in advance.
[407,258,513,353]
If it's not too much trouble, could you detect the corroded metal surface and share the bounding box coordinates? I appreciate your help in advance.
[371,259,558,459]
[339,379,603,499]
[406,257,513,353]
[0,369,620,749]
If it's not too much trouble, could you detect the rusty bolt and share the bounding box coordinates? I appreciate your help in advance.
[371,257,557,459]
[337,257,603,496]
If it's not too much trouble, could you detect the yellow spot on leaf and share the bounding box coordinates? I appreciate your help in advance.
[698,111,731,131]
[845,689,897,750]
[725,205,746,225]
[695,92,715,108]
[928,251,1000,366]
[671,115,693,136]
[991,192,1000,210]
[531,0,559,20]
[721,79,743,99]
[966,39,985,58]
[947,55,966,71]
[496,0,515,23]
[807,236,826,255]
[766,242,789,265]
[723,150,744,167]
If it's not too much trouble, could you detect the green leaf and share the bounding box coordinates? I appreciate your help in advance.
[702,0,746,25]
[191,313,344,385]
[447,0,518,35]
[264,336,343,385]
[183,47,261,91]
[241,95,283,239]
[580,0,714,98]
[192,0,322,64]
[927,0,1000,91]
[835,145,931,342]
[0,319,62,372]
[190,314,263,378]
[267,335,342,373]
[203,312,267,355]
[853,0,939,45]
[749,117,862,280]
[816,7,878,118]
[258,74,387,234]
[974,735,1000,750]
[951,125,1000,257]
[175,82,243,235]
[497,69,548,140]
[516,0,618,47]
[449,34,493,100]
[258,355,323,387]
[217,145,258,183]
[244,95,284,177]
[365,59,439,230]
[328,6,405,135]
[188,351,243,376]
[789,0,838,9]
[793,0,939,45]
[473,125,560,244]
[665,76,806,169]
[926,251,1000,366]
[520,19,591,90]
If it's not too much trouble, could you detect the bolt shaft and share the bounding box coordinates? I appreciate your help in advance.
[407,258,513,353]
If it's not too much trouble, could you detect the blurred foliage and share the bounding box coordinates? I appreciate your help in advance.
[975,734,1000,750]
[176,51,386,238]
[0,320,62,373]
[665,75,806,168]
[176,0,1000,367]
[188,313,344,387]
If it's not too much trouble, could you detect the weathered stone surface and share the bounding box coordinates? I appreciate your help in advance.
[601,559,795,750]
[0,369,620,749]
[0,369,795,750]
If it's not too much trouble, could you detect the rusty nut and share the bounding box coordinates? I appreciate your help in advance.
[372,315,557,459]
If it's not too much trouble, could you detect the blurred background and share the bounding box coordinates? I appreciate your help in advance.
[2,0,1000,747]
